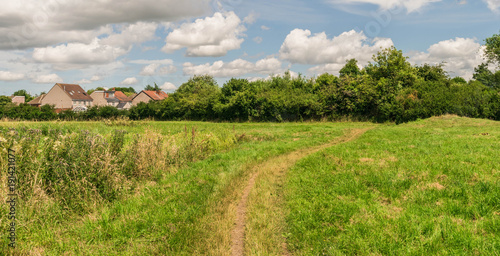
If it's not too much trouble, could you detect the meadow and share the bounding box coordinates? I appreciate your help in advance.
[0,116,498,255]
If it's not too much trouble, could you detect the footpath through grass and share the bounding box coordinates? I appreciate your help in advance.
[0,120,368,255]
[285,116,500,255]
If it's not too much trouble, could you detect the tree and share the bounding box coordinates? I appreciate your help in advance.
[416,63,448,82]
[473,63,500,89]
[13,89,34,102]
[145,83,160,91]
[0,95,12,106]
[339,59,361,77]
[365,46,417,88]
[484,31,500,65]
[113,87,136,93]
[87,87,105,95]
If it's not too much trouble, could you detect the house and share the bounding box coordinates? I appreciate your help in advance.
[131,90,168,106]
[9,96,25,105]
[90,89,132,110]
[27,94,46,107]
[41,83,93,112]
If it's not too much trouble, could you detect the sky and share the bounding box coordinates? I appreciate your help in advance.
[0,0,499,96]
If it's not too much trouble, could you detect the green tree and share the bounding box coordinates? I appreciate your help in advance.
[484,31,500,65]
[416,63,448,82]
[13,89,34,102]
[145,83,160,91]
[0,95,12,106]
[87,87,105,95]
[473,63,500,89]
[339,59,361,77]
[365,46,417,88]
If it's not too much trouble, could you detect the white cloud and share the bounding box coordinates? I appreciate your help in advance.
[408,37,484,80]
[129,59,174,65]
[76,79,92,84]
[162,12,246,57]
[484,0,500,11]
[120,77,139,85]
[32,22,158,70]
[32,39,128,70]
[326,0,442,13]
[140,63,161,76]
[183,57,283,77]
[135,60,177,76]
[253,37,263,44]
[161,82,177,91]
[280,29,393,74]
[0,71,25,81]
[32,74,63,84]
[90,75,102,81]
[100,22,158,49]
[0,0,210,50]
[261,25,270,30]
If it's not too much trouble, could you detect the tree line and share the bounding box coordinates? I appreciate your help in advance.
[1,32,499,124]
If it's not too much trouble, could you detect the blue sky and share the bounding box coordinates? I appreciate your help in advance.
[0,0,499,96]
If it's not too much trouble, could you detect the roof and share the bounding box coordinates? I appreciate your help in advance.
[116,102,128,109]
[114,91,132,102]
[28,94,45,105]
[56,83,93,101]
[141,90,168,101]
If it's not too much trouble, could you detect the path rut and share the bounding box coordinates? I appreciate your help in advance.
[230,128,371,256]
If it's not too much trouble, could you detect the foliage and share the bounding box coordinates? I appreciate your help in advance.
[484,30,500,65]
[2,45,500,123]
[13,89,34,102]
[145,83,161,91]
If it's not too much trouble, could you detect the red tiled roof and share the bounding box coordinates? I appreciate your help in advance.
[114,91,132,102]
[142,90,168,101]
[56,83,93,101]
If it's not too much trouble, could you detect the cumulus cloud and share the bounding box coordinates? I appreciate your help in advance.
[161,82,177,91]
[408,37,484,80]
[32,74,63,84]
[484,0,500,11]
[32,22,157,70]
[32,39,128,70]
[326,0,442,13]
[261,25,270,30]
[132,59,177,76]
[0,71,25,81]
[120,77,139,85]
[0,0,210,50]
[183,57,283,77]
[280,29,392,74]
[162,12,246,57]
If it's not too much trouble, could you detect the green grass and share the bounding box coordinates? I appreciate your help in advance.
[1,117,498,255]
[285,116,500,255]
[1,120,365,255]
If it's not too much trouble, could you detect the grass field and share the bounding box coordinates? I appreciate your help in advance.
[0,116,498,255]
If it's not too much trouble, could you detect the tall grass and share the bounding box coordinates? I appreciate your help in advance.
[0,124,237,253]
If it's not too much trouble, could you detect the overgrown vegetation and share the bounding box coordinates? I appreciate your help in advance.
[0,122,238,253]
[1,46,499,124]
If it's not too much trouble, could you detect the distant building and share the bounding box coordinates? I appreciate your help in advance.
[90,89,133,110]
[131,90,168,106]
[27,94,46,107]
[41,83,93,112]
[9,96,25,105]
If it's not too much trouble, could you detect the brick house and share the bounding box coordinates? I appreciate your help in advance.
[40,83,93,112]
[131,90,168,106]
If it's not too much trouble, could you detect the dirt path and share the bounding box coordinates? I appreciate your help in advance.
[230,128,371,256]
